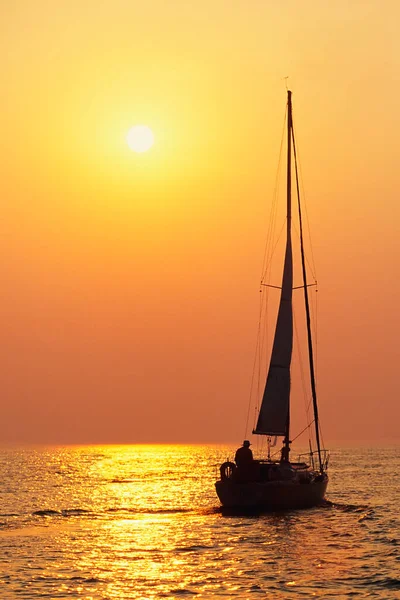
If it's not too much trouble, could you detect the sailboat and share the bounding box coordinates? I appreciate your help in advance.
[215,90,329,510]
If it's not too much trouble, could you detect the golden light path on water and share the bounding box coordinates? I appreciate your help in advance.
[0,445,399,598]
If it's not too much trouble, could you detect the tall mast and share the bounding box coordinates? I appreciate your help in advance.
[254,90,293,443]
[291,115,324,473]
[283,90,292,460]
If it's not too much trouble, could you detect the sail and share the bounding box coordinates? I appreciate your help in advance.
[254,234,293,435]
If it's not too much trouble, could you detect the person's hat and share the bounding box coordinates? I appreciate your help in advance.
[243,440,251,447]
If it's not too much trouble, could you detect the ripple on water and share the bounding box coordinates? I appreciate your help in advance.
[0,444,398,599]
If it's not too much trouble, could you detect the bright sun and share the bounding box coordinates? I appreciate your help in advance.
[126,125,154,153]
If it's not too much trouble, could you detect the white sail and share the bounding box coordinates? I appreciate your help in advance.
[254,233,293,435]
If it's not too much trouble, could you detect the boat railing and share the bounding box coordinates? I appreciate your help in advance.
[297,450,329,472]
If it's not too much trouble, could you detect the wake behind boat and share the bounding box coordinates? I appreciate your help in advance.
[215,90,329,510]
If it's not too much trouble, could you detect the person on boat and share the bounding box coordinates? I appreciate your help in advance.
[280,444,290,463]
[235,440,254,468]
[234,440,259,482]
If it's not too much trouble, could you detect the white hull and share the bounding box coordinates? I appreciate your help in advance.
[215,476,328,510]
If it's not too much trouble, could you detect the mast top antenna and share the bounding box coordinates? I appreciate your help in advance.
[284,76,289,91]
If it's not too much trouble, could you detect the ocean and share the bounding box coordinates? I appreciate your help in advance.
[0,444,399,599]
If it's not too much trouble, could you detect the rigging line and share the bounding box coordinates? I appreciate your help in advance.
[261,105,287,284]
[304,283,318,395]
[299,272,318,380]
[312,284,318,384]
[258,269,280,420]
[291,419,315,443]
[246,278,273,436]
[260,127,283,278]
[292,118,323,473]
[244,347,258,439]
[319,424,326,455]
[291,222,318,282]
[269,446,284,460]
[261,220,286,282]
[293,305,313,437]
[259,292,268,383]
[244,290,265,438]
[257,293,265,404]
[291,120,318,279]
[258,294,267,391]
[257,289,269,428]
[261,191,282,285]
[262,200,279,284]
[270,105,287,241]
[260,178,278,281]
[251,108,288,439]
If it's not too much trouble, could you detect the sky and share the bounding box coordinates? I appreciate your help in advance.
[1,1,400,445]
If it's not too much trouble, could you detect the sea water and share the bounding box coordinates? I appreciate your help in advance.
[0,444,399,599]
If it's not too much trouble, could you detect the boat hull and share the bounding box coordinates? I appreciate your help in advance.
[215,476,328,510]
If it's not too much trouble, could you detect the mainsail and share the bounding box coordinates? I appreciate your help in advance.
[254,90,293,437]
[254,235,293,435]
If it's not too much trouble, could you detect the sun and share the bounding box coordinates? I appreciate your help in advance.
[126,125,154,153]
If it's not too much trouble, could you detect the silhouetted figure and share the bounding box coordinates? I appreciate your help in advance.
[235,440,253,468]
[280,444,290,463]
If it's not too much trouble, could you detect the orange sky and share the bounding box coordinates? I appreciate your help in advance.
[1,1,399,444]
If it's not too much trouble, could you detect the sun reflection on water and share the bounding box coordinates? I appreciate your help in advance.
[0,445,399,598]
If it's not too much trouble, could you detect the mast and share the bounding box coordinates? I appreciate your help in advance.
[282,90,292,460]
[253,91,293,442]
[254,91,324,473]
[291,117,324,473]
